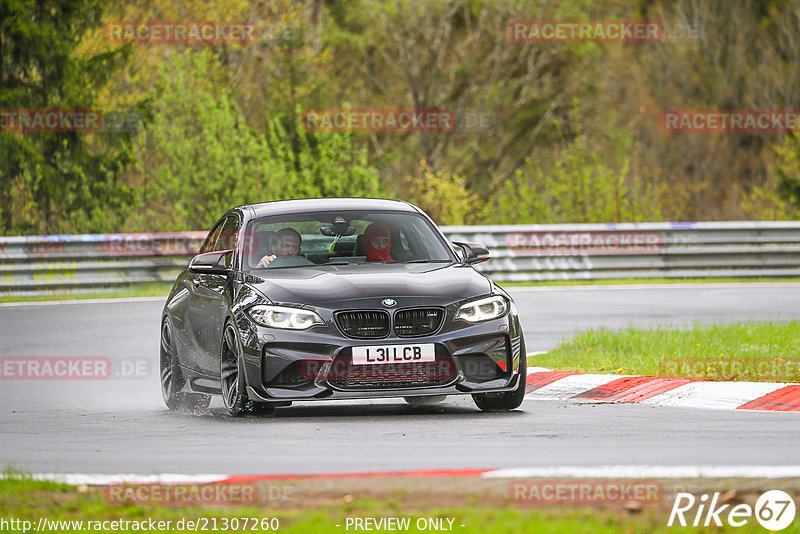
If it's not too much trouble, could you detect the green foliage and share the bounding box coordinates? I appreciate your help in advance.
[739,135,800,220]
[4,0,800,235]
[748,136,800,220]
[279,111,383,201]
[0,0,136,235]
[490,135,662,224]
[129,51,381,231]
[408,160,483,225]
[129,50,271,231]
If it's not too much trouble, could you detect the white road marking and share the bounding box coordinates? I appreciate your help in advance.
[640,381,791,410]
[522,368,799,412]
[482,465,800,479]
[525,373,630,400]
[24,473,228,485]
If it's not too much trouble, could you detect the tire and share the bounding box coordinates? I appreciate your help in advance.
[472,339,527,412]
[220,321,276,417]
[160,319,211,411]
[404,395,447,406]
[220,321,253,416]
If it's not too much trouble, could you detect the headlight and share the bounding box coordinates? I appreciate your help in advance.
[455,295,508,323]
[247,305,324,330]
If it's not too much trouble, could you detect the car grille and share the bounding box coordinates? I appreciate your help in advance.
[326,353,457,390]
[394,308,444,337]
[335,310,390,339]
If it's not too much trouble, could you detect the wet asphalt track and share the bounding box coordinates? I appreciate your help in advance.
[1,283,799,474]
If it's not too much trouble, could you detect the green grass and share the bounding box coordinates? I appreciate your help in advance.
[0,475,789,534]
[529,321,800,382]
[498,276,800,287]
[0,282,172,303]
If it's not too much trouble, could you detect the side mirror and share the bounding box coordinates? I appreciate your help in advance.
[452,241,490,265]
[189,250,233,274]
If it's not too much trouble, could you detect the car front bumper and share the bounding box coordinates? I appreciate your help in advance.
[238,315,524,403]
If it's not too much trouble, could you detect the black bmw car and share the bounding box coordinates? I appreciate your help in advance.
[160,198,527,416]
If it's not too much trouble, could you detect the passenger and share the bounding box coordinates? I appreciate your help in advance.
[257,227,302,268]
[363,222,393,262]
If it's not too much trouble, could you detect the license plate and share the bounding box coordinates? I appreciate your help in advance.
[352,343,435,365]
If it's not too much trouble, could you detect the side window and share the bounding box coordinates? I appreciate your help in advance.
[213,216,240,252]
[199,220,225,254]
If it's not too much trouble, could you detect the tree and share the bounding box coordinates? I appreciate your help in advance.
[0,0,137,234]
[129,50,382,231]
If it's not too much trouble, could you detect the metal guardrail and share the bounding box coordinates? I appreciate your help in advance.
[1,222,799,296]
[445,221,800,282]
[0,232,207,297]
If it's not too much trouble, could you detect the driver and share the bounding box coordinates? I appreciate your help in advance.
[364,222,393,262]
[256,227,302,268]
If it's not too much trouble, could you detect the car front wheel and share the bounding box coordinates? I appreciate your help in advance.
[220,321,274,417]
[472,340,527,412]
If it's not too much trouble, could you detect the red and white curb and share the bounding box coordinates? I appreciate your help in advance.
[525,367,800,412]
[16,465,800,486]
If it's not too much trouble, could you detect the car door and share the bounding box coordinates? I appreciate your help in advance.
[173,220,224,371]
[185,215,238,377]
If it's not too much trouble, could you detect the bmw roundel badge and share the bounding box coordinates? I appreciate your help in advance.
[382,298,397,307]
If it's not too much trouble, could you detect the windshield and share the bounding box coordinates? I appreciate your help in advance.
[242,210,456,271]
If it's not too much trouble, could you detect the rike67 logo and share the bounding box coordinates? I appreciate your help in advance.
[668,490,796,530]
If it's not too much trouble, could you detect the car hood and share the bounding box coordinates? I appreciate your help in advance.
[247,263,492,305]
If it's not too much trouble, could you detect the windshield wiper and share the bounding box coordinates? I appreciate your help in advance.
[401,259,452,263]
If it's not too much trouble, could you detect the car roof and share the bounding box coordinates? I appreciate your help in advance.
[243,198,421,218]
